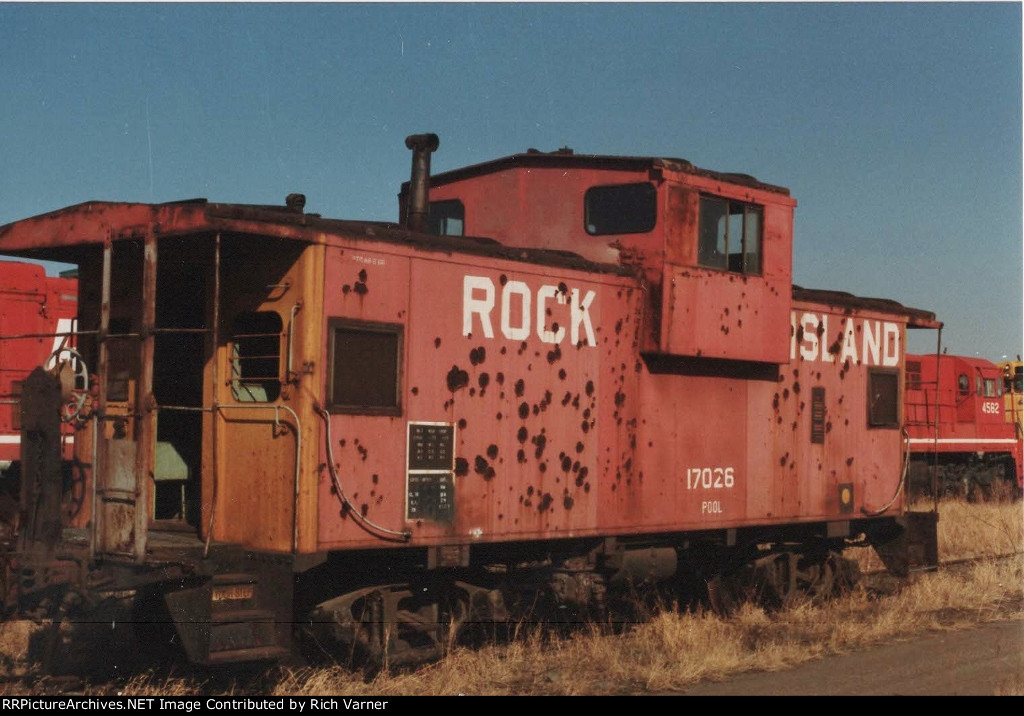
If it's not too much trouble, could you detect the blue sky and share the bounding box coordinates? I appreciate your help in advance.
[1,2,1020,361]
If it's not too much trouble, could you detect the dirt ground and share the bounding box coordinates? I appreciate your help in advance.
[679,618,1024,696]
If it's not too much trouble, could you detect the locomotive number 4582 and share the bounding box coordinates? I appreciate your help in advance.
[686,467,736,490]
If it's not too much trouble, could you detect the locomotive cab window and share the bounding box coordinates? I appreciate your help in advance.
[584,182,656,235]
[867,368,899,428]
[327,320,402,415]
[429,200,465,237]
[698,196,763,275]
[230,312,282,402]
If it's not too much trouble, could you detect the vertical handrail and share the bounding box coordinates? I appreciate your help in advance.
[204,233,221,559]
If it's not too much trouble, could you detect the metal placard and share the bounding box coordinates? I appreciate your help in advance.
[406,422,455,524]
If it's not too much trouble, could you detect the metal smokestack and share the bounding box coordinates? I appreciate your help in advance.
[404,133,439,233]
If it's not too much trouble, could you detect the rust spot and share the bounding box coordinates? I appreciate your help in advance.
[793,381,800,394]
[517,449,527,463]
[360,503,369,517]
[474,455,496,480]
[846,457,854,466]
[514,378,526,397]
[532,432,547,459]
[557,281,568,295]
[458,418,467,429]
[411,386,419,395]
[772,393,780,410]
[372,474,379,484]
[496,372,505,385]
[538,493,554,512]
[546,345,562,364]
[354,281,368,295]
[558,368,567,380]
[561,391,572,406]
[779,452,788,466]
[581,420,590,434]
[518,402,529,419]
[358,269,367,282]
[446,366,469,392]
[585,380,595,397]
[500,274,508,286]
[470,346,487,365]
[614,391,626,407]
[342,285,351,295]
[561,455,572,472]
[487,444,499,460]
[434,337,441,348]
[478,373,490,390]
[563,495,574,510]
[517,426,529,443]
[575,441,584,453]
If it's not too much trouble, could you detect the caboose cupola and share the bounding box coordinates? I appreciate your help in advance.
[406,145,797,364]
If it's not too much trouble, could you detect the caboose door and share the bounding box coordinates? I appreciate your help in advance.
[83,237,157,562]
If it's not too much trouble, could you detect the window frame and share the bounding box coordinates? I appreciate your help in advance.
[697,194,764,276]
[229,311,283,403]
[867,367,900,429]
[583,182,657,236]
[326,318,404,416]
[428,199,466,237]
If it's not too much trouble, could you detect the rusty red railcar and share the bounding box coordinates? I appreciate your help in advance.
[0,134,942,668]
[0,260,78,475]
[905,352,1023,499]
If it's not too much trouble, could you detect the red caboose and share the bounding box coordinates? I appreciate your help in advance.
[905,353,1023,498]
[0,135,941,667]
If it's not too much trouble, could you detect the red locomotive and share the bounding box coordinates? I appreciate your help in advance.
[0,260,78,536]
[0,134,942,668]
[905,352,1023,500]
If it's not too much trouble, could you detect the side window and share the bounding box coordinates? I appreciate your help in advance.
[868,369,899,428]
[957,373,970,396]
[327,320,402,415]
[230,312,282,402]
[698,195,763,275]
[584,182,656,235]
[984,378,998,398]
[429,200,465,237]
[906,360,922,390]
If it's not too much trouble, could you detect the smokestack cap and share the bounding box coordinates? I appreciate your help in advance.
[405,133,440,152]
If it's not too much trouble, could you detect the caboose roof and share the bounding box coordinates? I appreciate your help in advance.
[410,148,792,197]
[0,198,633,277]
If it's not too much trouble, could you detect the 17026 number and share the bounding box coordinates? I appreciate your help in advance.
[686,467,735,490]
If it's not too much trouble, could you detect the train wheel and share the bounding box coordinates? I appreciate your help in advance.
[707,550,858,616]
[306,583,452,669]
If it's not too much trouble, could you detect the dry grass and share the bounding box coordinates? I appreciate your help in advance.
[0,498,1020,695]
